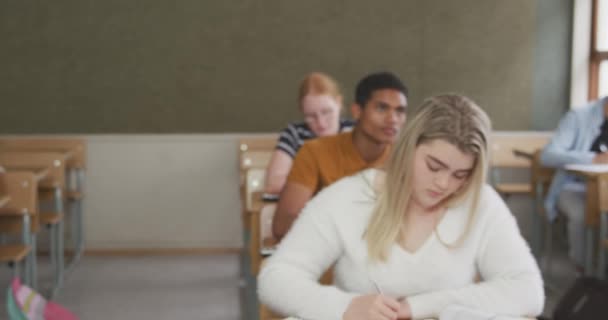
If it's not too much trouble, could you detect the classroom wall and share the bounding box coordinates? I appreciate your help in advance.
[75,133,547,250]
[0,1,574,249]
[0,0,571,133]
[82,134,244,249]
[532,0,573,129]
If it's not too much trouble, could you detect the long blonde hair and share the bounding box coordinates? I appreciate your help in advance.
[365,94,491,262]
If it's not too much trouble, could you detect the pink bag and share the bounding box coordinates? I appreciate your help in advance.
[11,278,78,320]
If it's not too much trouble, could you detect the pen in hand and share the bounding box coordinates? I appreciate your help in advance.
[372,280,405,301]
[371,279,383,295]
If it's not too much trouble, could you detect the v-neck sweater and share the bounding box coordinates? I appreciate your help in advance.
[258,169,544,320]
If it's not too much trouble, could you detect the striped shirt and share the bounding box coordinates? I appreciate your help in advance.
[275,119,355,158]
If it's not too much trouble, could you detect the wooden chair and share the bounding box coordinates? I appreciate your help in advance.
[244,169,267,213]
[250,193,333,320]
[0,138,87,264]
[237,136,275,187]
[489,132,551,197]
[0,168,38,287]
[0,151,68,297]
[240,151,272,187]
[238,138,273,224]
[237,136,286,320]
[238,136,277,153]
[249,196,277,275]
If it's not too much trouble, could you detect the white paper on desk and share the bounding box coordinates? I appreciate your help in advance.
[439,305,530,320]
[565,163,608,173]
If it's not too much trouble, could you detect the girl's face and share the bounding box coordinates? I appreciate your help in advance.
[301,94,342,137]
[410,139,475,211]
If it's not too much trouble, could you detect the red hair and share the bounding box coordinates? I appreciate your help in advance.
[298,72,341,105]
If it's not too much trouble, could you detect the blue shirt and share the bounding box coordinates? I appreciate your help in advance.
[540,97,607,220]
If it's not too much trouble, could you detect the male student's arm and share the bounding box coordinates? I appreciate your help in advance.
[540,109,597,167]
[272,143,319,240]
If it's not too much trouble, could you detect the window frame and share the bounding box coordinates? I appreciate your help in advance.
[589,0,608,99]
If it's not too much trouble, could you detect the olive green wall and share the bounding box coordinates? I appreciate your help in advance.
[0,0,569,133]
[532,0,573,130]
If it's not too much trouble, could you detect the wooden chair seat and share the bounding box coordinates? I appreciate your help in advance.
[0,215,41,234]
[39,212,63,225]
[495,183,532,195]
[0,245,30,263]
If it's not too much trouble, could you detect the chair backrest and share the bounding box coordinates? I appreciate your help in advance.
[238,136,277,153]
[0,138,86,170]
[245,168,266,211]
[240,151,272,172]
[0,151,66,191]
[489,132,552,168]
[237,136,276,187]
[488,132,552,196]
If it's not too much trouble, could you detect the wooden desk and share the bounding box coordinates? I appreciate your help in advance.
[0,195,9,207]
[565,165,608,276]
[0,171,38,288]
[5,147,76,160]
[3,166,50,183]
[0,152,67,296]
[490,132,551,196]
[0,142,88,270]
[0,138,85,170]
[2,165,49,233]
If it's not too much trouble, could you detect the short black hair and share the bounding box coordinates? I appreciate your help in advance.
[354,72,408,107]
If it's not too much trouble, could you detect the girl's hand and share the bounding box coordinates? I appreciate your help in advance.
[396,298,411,319]
[343,294,401,320]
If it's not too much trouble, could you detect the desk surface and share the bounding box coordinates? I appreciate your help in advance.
[566,163,608,174]
[3,165,50,183]
[0,145,75,156]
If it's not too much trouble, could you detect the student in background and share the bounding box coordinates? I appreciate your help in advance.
[264,72,355,195]
[259,94,544,320]
[541,96,608,271]
[272,71,408,239]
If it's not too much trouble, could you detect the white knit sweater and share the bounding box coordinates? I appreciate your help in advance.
[257,169,544,320]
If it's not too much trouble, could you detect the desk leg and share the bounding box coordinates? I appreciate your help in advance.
[21,215,32,287]
[599,212,607,279]
[76,168,85,255]
[30,234,37,290]
[585,226,596,276]
[51,188,65,298]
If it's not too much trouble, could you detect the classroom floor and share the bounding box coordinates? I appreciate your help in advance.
[0,255,242,320]
[0,238,582,320]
